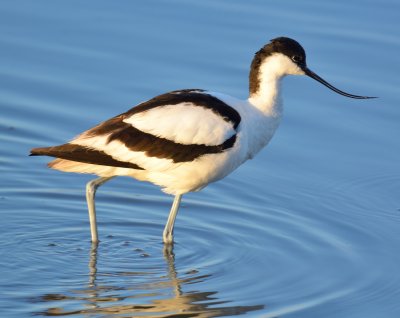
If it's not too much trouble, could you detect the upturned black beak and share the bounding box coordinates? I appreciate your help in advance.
[303,67,376,99]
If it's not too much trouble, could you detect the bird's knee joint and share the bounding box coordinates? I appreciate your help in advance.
[163,232,174,245]
[86,183,98,196]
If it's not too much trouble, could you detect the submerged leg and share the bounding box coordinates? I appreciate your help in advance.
[86,177,114,243]
[163,194,183,244]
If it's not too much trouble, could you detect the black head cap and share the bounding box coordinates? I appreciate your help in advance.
[263,37,307,67]
[250,37,307,94]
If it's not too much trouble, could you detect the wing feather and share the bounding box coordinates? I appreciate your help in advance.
[33,90,241,171]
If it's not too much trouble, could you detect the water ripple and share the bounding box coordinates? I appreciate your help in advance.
[1,0,399,316]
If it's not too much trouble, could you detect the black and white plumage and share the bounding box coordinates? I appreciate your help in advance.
[31,37,374,244]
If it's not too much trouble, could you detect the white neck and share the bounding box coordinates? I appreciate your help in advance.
[248,54,303,116]
[248,76,282,116]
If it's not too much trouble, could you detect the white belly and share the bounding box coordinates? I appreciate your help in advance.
[142,134,247,194]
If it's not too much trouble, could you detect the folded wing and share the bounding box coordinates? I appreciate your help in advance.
[30,90,241,173]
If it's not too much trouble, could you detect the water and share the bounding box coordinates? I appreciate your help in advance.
[1,0,399,317]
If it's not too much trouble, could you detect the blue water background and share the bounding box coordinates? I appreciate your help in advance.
[1,1,399,317]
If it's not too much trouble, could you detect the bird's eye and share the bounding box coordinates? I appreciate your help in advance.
[292,55,302,63]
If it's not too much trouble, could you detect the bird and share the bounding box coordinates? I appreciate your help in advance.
[30,37,375,244]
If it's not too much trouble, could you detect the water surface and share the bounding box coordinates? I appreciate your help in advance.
[1,1,400,317]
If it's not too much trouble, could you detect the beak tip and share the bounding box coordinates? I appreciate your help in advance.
[305,68,376,100]
[356,95,378,100]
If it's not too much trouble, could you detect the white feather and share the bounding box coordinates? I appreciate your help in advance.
[123,103,235,146]
[249,53,303,114]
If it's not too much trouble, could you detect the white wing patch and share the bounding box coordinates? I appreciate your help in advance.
[123,103,235,146]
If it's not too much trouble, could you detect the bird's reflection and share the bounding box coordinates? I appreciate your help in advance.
[34,243,263,317]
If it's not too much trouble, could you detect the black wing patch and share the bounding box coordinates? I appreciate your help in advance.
[82,90,241,162]
[31,90,241,167]
[106,123,237,163]
[30,144,144,170]
[124,90,241,129]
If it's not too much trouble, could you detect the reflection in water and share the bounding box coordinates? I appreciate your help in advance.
[33,244,263,317]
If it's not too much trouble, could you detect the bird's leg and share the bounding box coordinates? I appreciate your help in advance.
[163,194,182,244]
[86,176,114,243]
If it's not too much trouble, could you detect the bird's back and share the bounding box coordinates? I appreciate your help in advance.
[31,89,257,194]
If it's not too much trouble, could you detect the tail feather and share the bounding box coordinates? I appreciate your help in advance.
[30,146,59,156]
[30,144,143,170]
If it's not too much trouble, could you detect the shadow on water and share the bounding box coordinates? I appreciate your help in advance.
[31,243,264,317]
